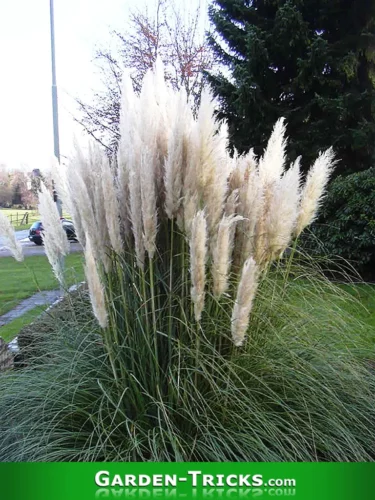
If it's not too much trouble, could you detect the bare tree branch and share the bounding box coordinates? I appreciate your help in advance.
[74,0,215,151]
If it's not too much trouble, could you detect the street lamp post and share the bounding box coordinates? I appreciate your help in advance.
[49,0,63,217]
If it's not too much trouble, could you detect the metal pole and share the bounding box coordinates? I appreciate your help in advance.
[49,0,63,217]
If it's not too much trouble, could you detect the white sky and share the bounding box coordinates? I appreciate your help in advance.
[0,0,208,172]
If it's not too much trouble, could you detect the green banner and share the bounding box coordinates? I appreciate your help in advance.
[0,463,374,499]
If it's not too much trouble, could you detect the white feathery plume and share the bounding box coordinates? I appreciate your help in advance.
[164,87,189,219]
[228,160,245,193]
[183,192,199,238]
[89,145,111,260]
[224,189,240,268]
[66,144,111,270]
[153,63,172,203]
[225,189,239,216]
[139,69,158,146]
[129,163,145,269]
[93,176,112,273]
[153,56,171,148]
[0,211,23,262]
[84,146,111,269]
[38,182,70,285]
[183,116,199,214]
[295,148,336,236]
[195,88,218,192]
[227,151,257,256]
[184,90,229,237]
[238,168,263,262]
[84,236,108,328]
[190,210,207,322]
[254,119,289,264]
[231,257,259,347]
[102,156,123,255]
[67,150,99,255]
[238,149,257,177]
[62,166,86,248]
[117,73,137,240]
[268,157,301,259]
[140,64,167,208]
[197,98,230,236]
[77,140,96,199]
[123,71,147,267]
[258,117,287,184]
[38,183,70,256]
[53,149,87,248]
[254,182,272,266]
[51,157,71,214]
[213,214,243,297]
[153,56,167,106]
[204,142,230,237]
[140,147,158,259]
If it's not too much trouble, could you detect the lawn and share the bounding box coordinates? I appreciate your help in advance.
[0,253,84,317]
[0,306,46,343]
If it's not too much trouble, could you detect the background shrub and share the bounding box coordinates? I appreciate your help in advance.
[308,168,375,279]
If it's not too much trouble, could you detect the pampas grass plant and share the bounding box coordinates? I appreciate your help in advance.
[1,60,373,463]
[38,182,70,287]
[54,61,335,341]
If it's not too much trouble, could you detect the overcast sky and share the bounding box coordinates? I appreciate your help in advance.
[0,0,208,172]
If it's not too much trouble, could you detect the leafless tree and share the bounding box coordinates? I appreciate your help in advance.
[75,0,214,153]
[0,166,13,207]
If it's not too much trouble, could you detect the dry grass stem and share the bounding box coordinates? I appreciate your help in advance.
[190,210,207,321]
[231,257,259,347]
[0,212,23,262]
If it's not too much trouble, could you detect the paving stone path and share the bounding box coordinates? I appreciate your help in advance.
[0,290,62,327]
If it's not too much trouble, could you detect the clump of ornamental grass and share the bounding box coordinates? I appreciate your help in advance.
[0,263,374,462]
[1,60,374,462]
[53,60,336,350]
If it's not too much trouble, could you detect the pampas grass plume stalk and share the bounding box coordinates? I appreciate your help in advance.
[213,215,242,297]
[295,148,335,236]
[267,158,301,260]
[164,88,187,220]
[140,148,158,259]
[38,183,70,286]
[190,210,207,321]
[84,236,108,328]
[231,257,259,347]
[0,211,23,262]
[258,117,287,184]
[102,157,123,255]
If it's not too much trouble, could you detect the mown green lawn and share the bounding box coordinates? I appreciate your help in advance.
[0,306,46,343]
[0,253,84,316]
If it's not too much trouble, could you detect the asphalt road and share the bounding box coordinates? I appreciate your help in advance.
[0,231,82,258]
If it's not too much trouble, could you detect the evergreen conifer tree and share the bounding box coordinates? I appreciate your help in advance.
[207,0,375,173]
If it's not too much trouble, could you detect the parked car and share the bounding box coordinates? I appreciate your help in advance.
[29,219,77,246]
